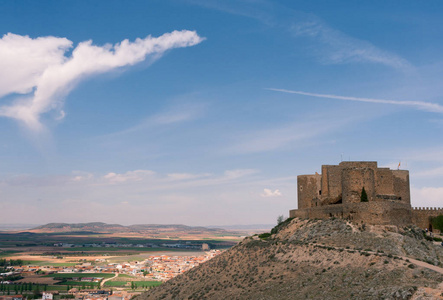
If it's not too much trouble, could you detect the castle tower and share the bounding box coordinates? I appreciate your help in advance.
[291,161,413,226]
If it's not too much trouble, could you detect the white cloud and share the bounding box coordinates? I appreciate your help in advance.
[261,188,282,197]
[0,31,204,131]
[167,173,211,181]
[0,33,72,98]
[411,186,443,208]
[103,170,156,184]
[224,169,259,179]
[268,89,443,114]
[414,166,443,178]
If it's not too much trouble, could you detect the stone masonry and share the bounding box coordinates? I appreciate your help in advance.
[289,161,443,230]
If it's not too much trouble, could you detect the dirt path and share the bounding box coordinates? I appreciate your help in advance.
[100,273,117,288]
[402,256,443,275]
[312,243,443,275]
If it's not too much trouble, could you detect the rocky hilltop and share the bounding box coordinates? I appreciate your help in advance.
[136,218,443,300]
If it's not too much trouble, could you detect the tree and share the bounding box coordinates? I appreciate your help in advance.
[431,215,443,231]
[33,285,41,298]
[277,215,284,225]
[360,187,368,202]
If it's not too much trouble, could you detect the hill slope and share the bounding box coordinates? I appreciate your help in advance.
[137,218,443,299]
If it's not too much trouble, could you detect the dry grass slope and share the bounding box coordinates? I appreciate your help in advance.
[136,218,443,300]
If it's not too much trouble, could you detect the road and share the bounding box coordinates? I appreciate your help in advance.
[100,273,118,288]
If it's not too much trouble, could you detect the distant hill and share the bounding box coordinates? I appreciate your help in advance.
[136,218,443,299]
[30,222,234,235]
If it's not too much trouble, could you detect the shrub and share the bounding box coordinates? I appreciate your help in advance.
[258,233,272,239]
[431,215,443,231]
[270,217,294,235]
[360,187,368,202]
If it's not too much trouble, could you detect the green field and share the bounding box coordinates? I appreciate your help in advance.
[104,281,161,288]
[103,281,128,287]
[45,272,115,279]
[116,274,134,278]
[132,281,162,287]
[55,281,99,286]
[46,285,68,291]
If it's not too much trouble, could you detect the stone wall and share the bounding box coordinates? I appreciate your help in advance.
[290,201,412,226]
[412,207,443,231]
[322,165,342,202]
[392,170,410,205]
[297,174,321,209]
[342,167,375,204]
[375,168,394,197]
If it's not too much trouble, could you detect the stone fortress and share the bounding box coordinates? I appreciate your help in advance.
[289,161,443,231]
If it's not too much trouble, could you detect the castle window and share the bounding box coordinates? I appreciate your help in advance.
[319,190,322,195]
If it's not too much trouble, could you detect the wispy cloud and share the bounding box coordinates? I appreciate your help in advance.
[223,118,350,155]
[268,88,443,114]
[188,0,410,70]
[290,20,412,70]
[103,102,205,138]
[0,31,204,131]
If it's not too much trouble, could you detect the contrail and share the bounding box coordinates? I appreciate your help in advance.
[267,88,443,113]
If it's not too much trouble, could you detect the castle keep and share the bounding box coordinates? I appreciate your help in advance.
[289,161,443,230]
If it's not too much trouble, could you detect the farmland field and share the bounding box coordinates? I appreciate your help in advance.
[104,281,161,288]
[45,273,115,279]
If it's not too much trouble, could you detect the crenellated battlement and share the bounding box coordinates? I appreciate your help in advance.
[412,207,443,211]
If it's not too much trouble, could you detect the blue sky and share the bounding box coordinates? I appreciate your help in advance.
[0,0,442,225]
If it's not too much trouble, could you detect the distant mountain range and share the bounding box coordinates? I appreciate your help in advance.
[29,222,234,235]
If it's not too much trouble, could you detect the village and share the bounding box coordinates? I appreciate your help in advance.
[0,249,222,300]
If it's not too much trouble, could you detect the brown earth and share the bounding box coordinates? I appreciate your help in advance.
[15,275,57,285]
[136,218,443,300]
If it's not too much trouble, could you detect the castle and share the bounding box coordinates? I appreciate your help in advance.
[289,161,443,230]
